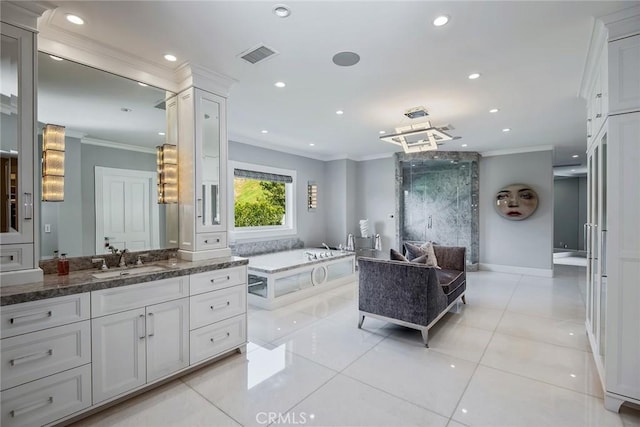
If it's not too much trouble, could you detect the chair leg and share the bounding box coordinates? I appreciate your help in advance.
[462,294,466,304]
[421,329,429,348]
[358,315,365,329]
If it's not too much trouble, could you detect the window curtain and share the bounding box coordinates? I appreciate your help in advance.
[233,168,293,183]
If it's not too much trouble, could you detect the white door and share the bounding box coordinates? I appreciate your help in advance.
[145,298,189,382]
[91,308,146,404]
[95,167,159,254]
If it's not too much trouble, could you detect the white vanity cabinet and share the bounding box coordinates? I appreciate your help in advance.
[178,88,231,260]
[91,277,190,404]
[0,293,92,427]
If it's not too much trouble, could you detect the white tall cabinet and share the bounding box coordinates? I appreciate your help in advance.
[582,8,640,412]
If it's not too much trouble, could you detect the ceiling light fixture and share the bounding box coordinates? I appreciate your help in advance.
[164,54,177,62]
[261,130,269,134]
[274,81,286,88]
[336,110,344,115]
[489,108,499,113]
[309,143,315,146]
[468,73,481,80]
[433,15,449,27]
[380,121,458,153]
[66,14,84,25]
[273,4,291,18]
[502,128,511,132]
[379,130,386,134]
[138,82,148,87]
[49,55,64,61]
[158,132,165,136]
[572,154,579,158]
[462,144,468,147]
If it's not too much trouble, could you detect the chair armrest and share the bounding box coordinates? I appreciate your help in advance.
[433,246,466,272]
[357,258,448,326]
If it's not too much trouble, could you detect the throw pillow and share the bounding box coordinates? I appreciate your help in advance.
[390,248,409,262]
[411,254,429,264]
[403,242,426,261]
[419,241,440,269]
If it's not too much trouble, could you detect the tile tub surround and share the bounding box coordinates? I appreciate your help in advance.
[248,249,355,274]
[1,256,248,305]
[231,237,304,257]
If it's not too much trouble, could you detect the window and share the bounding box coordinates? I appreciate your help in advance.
[229,161,296,239]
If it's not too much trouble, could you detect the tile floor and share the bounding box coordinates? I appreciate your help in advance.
[72,265,640,426]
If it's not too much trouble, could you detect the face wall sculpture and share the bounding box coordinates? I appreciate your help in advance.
[495,184,538,220]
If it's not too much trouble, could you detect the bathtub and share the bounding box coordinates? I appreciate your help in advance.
[247,249,356,310]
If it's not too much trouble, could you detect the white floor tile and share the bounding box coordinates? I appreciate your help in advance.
[273,317,386,371]
[452,365,623,427]
[182,345,336,427]
[507,283,586,322]
[343,337,477,417]
[285,374,449,426]
[69,380,240,427]
[440,303,505,332]
[248,306,320,343]
[481,332,603,397]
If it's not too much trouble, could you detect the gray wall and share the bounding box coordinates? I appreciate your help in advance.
[479,150,554,272]
[324,159,347,247]
[229,141,326,247]
[554,177,586,250]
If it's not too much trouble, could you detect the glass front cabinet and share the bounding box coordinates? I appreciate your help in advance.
[0,22,37,275]
[177,88,230,260]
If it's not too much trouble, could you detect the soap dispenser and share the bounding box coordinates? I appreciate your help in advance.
[57,253,69,276]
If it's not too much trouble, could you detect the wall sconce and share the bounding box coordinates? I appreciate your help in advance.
[308,181,317,211]
[157,144,178,204]
[42,124,65,201]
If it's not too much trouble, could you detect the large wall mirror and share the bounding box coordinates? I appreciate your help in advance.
[38,52,178,259]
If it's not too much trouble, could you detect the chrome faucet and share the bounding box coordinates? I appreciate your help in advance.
[117,249,129,268]
[321,243,333,256]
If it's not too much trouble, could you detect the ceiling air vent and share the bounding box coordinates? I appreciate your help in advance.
[404,106,429,119]
[239,44,278,64]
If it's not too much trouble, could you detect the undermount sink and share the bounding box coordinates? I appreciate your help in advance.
[92,265,167,279]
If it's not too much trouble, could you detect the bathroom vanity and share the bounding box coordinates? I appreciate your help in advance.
[0,257,248,427]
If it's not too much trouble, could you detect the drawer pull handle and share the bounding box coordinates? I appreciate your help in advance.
[210,332,230,343]
[1,254,15,262]
[10,397,53,418]
[204,238,221,244]
[210,275,231,283]
[10,349,53,366]
[210,301,231,311]
[138,314,146,340]
[596,113,602,118]
[10,311,52,325]
[148,312,155,337]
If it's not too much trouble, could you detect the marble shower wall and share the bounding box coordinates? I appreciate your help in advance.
[395,152,479,267]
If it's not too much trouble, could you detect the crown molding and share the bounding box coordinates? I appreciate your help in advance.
[600,5,640,41]
[81,137,155,154]
[175,63,237,97]
[480,145,553,158]
[350,152,396,162]
[0,1,54,31]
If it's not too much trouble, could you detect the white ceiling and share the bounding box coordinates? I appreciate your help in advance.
[36,1,638,168]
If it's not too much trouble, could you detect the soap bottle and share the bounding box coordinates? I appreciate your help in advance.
[57,253,69,276]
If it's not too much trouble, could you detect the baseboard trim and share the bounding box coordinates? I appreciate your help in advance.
[479,263,554,277]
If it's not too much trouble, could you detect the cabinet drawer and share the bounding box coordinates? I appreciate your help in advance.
[92,276,189,317]
[1,293,90,339]
[195,232,227,251]
[1,321,91,390]
[0,244,34,273]
[190,285,246,330]
[190,266,246,295]
[190,314,246,365]
[1,364,91,427]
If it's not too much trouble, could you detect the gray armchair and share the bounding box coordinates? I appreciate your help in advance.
[357,246,466,347]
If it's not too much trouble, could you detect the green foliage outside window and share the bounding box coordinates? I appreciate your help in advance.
[234,178,286,227]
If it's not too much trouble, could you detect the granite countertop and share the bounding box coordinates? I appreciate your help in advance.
[1,257,248,306]
[248,250,355,274]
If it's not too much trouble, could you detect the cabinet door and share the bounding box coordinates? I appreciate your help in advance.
[0,23,35,247]
[92,308,146,404]
[609,35,640,114]
[145,298,189,382]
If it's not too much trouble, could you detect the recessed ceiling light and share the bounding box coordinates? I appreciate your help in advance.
[468,73,481,80]
[336,110,344,115]
[164,54,177,62]
[502,128,511,132]
[158,132,165,136]
[261,130,269,134]
[572,154,579,158]
[433,15,449,27]
[274,81,286,88]
[489,108,499,113]
[379,130,386,134]
[461,144,468,147]
[66,14,84,25]
[49,55,64,61]
[273,4,291,18]
[138,82,148,87]
[309,143,315,146]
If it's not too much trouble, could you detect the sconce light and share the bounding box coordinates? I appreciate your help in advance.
[42,124,65,201]
[308,181,317,211]
[156,144,177,203]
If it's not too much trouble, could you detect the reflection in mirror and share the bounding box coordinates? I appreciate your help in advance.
[1,34,19,233]
[201,97,220,226]
[37,52,178,259]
